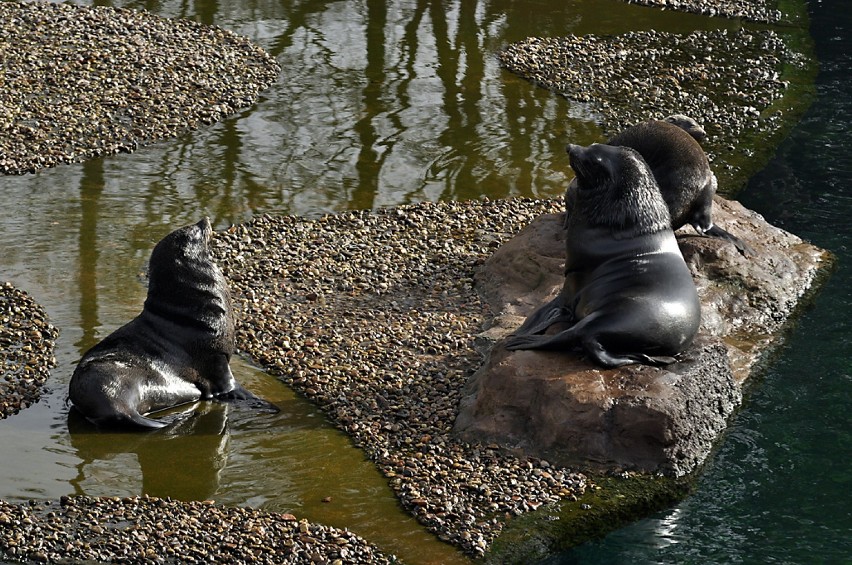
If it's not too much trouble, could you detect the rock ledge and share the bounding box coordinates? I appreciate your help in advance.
[455,197,830,476]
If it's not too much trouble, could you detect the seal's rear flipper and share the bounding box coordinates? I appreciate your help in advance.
[700,224,755,257]
[126,414,171,429]
[504,330,577,351]
[69,402,170,430]
[100,411,170,430]
[513,295,574,336]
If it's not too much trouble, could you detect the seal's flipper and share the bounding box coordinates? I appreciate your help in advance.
[216,384,280,413]
[127,413,170,429]
[583,338,678,368]
[636,354,678,366]
[582,338,638,367]
[513,296,574,336]
[217,382,257,401]
[698,223,754,256]
[90,410,169,430]
[504,329,579,352]
[205,355,239,393]
[504,334,548,350]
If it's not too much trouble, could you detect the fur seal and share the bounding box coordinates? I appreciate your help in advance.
[506,143,701,367]
[69,218,271,429]
[567,116,751,255]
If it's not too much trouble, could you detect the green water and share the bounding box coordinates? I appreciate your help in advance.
[0,0,821,562]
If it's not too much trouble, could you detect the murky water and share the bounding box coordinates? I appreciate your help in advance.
[0,0,824,562]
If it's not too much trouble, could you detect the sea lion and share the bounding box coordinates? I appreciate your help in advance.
[506,143,701,367]
[69,217,271,429]
[662,113,706,143]
[566,116,751,255]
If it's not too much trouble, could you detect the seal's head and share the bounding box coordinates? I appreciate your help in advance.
[566,143,671,238]
[663,114,706,143]
[144,217,230,334]
[147,217,215,285]
[150,217,212,266]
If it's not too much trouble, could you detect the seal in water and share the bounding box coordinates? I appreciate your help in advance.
[567,116,751,255]
[506,143,701,367]
[69,217,272,429]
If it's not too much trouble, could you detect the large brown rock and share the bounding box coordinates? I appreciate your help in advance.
[455,197,830,476]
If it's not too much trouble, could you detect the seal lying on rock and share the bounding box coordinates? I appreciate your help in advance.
[506,143,701,367]
[567,116,751,255]
[69,218,275,429]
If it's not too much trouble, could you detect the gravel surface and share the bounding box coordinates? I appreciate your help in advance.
[620,0,783,22]
[211,199,586,558]
[499,29,806,182]
[0,1,280,175]
[0,496,397,564]
[0,0,812,563]
[0,282,58,421]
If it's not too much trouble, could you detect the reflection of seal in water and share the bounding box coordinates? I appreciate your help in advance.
[567,116,751,255]
[69,218,271,429]
[506,143,701,367]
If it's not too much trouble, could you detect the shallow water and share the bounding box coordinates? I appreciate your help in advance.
[0,0,832,562]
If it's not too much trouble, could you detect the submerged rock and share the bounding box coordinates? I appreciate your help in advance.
[455,197,830,476]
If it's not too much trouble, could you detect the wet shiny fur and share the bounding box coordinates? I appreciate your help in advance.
[69,218,266,428]
[567,116,752,255]
[506,143,701,367]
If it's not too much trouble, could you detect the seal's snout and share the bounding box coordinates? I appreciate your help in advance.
[566,144,583,168]
[566,143,583,160]
[197,217,212,241]
[566,143,591,177]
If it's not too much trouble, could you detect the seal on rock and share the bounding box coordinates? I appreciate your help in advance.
[68,217,273,429]
[506,143,701,367]
[662,113,706,143]
[567,116,751,255]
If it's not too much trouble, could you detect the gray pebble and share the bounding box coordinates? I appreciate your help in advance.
[0,282,59,420]
[621,0,783,22]
[212,199,587,557]
[0,2,280,175]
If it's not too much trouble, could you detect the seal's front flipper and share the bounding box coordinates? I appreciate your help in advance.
[217,384,280,413]
[583,339,677,368]
[218,382,257,401]
[699,224,755,257]
[634,354,678,366]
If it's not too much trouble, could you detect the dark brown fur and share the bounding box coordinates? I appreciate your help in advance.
[68,218,270,429]
[567,116,752,254]
[506,143,701,367]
